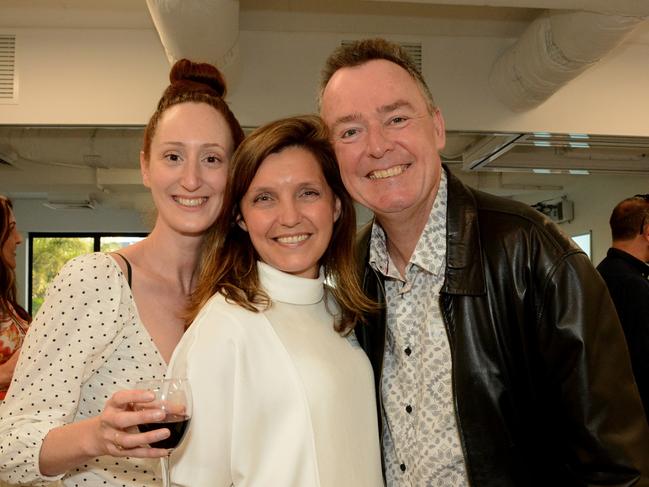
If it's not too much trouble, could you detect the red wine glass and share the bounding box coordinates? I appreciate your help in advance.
[136,378,192,487]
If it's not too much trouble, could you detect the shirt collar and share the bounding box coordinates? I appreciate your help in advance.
[369,170,448,277]
[607,248,649,279]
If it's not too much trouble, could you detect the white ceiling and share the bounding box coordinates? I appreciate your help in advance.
[1,0,648,209]
[1,0,537,35]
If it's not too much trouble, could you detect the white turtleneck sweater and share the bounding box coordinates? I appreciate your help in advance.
[168,262,383,487]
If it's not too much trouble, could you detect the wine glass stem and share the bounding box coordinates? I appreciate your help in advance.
[162,456,171,487]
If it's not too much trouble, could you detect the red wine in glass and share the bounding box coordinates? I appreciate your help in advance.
[138,413,191,449]
[135,378,192,487]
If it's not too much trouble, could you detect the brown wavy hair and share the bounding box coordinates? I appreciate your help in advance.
[142,58,245,160]
[0,196,30,323]
[187,115,376,333]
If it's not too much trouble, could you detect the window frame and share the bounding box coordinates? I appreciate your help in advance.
[27,232,148,315]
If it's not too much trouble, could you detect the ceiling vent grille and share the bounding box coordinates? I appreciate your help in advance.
[341,40,422,73]
[43,199,96,210]
[0,34,16,103]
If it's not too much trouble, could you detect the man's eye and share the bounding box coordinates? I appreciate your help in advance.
[166,154,181,162]
[389,116,408,125]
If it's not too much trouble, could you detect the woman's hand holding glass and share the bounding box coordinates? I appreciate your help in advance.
[134,378,192,487]
[94,387,172,458]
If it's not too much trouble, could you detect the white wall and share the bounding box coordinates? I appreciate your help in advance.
[474,172,649,264]
[3,28,168,124]
[3,25,649,134]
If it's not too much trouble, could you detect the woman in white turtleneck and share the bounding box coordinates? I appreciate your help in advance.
[165,115,383,487]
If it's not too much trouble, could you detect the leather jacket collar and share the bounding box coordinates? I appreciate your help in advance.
[357,165,486,297]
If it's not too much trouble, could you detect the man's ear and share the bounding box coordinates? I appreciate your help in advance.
[140,151,151,188]
[642,223,649,244]
[431,107,446,152]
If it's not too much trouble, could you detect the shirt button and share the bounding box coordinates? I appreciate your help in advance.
[400,463,406,472]
[405,405,412,414]
[404,346,411,356]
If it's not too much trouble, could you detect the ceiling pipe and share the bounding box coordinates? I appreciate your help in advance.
[489,9,647,111]
[145,0,239,73]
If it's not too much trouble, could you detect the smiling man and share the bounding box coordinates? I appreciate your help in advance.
[319,38,649,487]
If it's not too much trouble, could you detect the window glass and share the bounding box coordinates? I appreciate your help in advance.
[100,235,145,252]
[571,232,592,260]
[31,237,94,315]
[29,233,147,315]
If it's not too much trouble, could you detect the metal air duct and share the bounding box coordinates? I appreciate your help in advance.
[489,9,647,111]
[145,0,239,73]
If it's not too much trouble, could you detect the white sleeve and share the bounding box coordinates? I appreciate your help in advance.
[0,253,129,485]
[168,297,239,487]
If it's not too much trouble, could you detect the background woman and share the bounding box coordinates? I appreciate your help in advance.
[167,115,383,486]
[0,59,243,486]
[0,195,30,401]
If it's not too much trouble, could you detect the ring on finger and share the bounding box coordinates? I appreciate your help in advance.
[114,431,124,451]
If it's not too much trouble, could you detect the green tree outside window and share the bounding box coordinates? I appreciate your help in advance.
[30,234,145,316]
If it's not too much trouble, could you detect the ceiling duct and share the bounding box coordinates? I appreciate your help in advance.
[489,9,647,111]
[145,0,240,73]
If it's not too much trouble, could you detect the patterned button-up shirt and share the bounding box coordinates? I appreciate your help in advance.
[369,171,469,486]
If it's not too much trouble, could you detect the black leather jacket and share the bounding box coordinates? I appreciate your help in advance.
[356,167,649,487]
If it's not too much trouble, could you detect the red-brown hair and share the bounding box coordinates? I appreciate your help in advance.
[142,59,244,160]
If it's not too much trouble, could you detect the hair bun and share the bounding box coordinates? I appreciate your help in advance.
[169,58,227,98]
